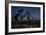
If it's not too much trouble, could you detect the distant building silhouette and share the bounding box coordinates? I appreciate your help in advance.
[14,8,24,21]
[17,11,33,21]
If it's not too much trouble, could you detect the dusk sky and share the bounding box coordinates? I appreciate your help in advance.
[11,6,40,20]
